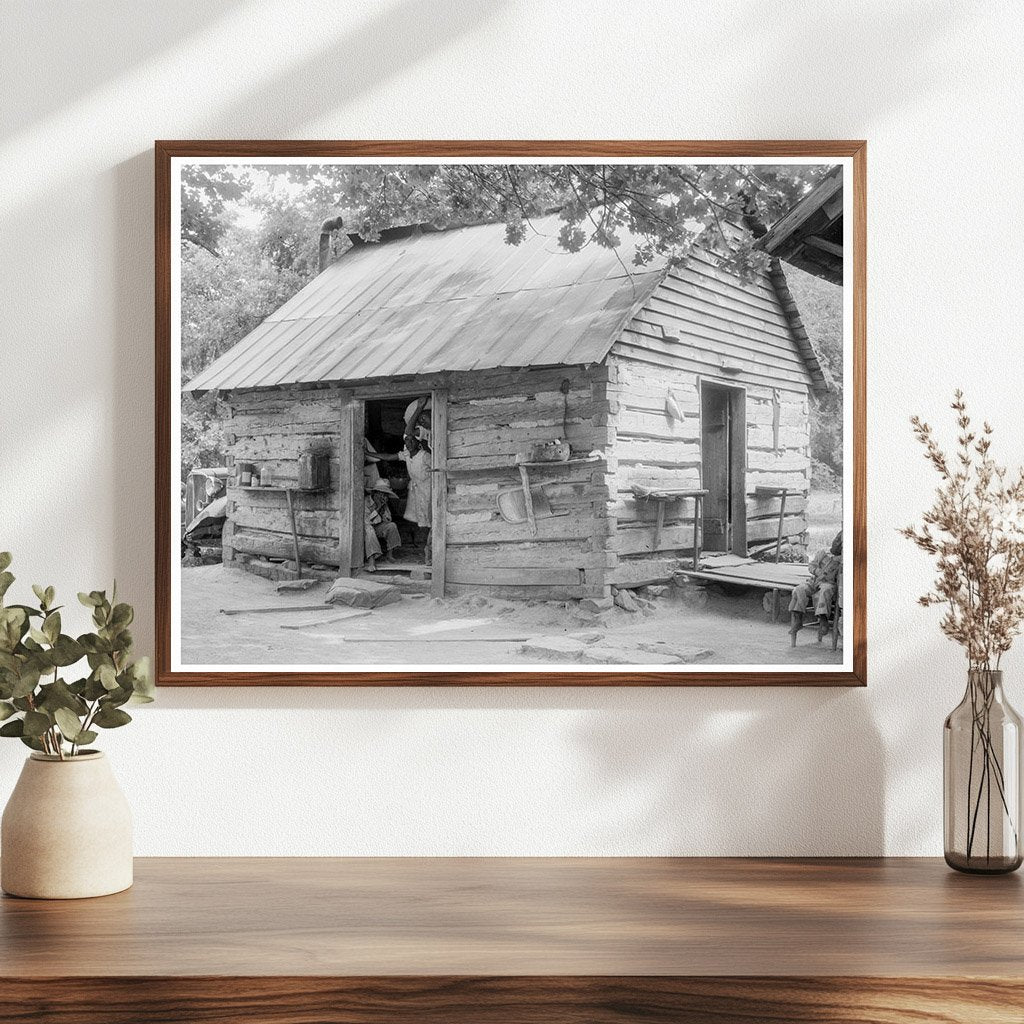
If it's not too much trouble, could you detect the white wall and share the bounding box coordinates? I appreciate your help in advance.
[1,0,1022,856]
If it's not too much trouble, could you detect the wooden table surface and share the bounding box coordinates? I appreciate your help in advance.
[2,857,1023,1023]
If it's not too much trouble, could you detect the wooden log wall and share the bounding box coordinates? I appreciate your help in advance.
[443,365,614,601]
[221,389,349,568]
[221,365,617,599]
[606,250,813,584]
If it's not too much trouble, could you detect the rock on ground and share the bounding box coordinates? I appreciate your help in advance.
[579,596,614,613]
[613,589,640,612]
[581,645,682,665]
[519,636,586,660]
[636,641,713,662]
[325,577,403,608]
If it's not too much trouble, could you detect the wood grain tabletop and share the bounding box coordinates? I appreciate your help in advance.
[1,856,1022,977]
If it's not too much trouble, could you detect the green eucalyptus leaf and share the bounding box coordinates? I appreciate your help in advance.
[8,604,43,619]
[37,679,88,716]
[83,675,108,701]
[75,730,98,746]
[110,603,134,629]
[0,572,14,602]
[78,592,100,608]
[44,586,55,608]
[0,606,27,651]
[49,635,85,667]
[19,734,45,752]
[28,626,49,646]
[12,697,33,712]
[0,700,15,721]
[98,664,118,691]
[0,718,25,737]
[104,685,132,708]
[93,705,132,729]
[22,710,51,738]
[31,584,47,608]
[11,666,41,699]
[82,636,112,657]
[0,552,11,573]
[53,706,85,741]
[42,611,60,643]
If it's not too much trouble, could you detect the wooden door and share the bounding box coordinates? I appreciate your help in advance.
[429,388,448,599]
[337,398,365,575]
[700,382,747,556]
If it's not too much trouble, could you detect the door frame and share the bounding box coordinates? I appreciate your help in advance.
[337,389,448,589]
[698,377,747,557]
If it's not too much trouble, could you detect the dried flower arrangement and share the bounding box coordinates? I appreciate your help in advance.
[902,391,1024,870]
[902,391,1024,668]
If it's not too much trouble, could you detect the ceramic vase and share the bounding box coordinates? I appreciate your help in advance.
[1,751,133,898]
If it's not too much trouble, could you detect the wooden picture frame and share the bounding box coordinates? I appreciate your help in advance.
[156,140,866,686]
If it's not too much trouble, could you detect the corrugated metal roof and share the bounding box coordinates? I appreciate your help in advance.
[185,215,667,392]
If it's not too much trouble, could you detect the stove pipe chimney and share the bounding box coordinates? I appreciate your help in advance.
[318,216,344,274]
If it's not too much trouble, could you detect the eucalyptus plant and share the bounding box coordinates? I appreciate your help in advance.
[0,553,153,759]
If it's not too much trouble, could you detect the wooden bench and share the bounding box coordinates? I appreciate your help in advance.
[630,484,708,569]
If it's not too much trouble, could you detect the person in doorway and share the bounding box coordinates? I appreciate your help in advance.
[403,396,431,448]
[789,530,842,642]
[399,434,432,564]
[363,480,401,571]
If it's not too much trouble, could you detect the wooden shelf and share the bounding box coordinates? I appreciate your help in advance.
[231,485,326,493]
[1,857,1021,1022]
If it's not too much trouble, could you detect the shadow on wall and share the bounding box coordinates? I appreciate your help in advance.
[572,687,885,856]
[723,0,972,128]
[106,0,509,657]
[0,1,244,139]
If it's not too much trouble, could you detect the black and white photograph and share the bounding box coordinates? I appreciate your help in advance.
[167,152,855,677]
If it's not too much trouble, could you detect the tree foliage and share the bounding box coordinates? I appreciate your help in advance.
[178,161,837,483]
[783,266,844,483]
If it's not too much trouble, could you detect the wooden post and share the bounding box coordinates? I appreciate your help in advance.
[775,490,788,563]
[285,488,302,580]
[692,494,703,570]
[430,389,448,599]
[652,497,665,552]
[337,399,363,577]
[518,464,538,536]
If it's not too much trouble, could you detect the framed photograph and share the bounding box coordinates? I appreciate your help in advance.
[156,141,865,686]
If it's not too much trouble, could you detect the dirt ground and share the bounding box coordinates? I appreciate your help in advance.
[180,564,844,670]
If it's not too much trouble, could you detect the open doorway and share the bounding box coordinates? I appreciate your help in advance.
[700,380,747,556]
[358,395,434,571]
[339,391,444,585]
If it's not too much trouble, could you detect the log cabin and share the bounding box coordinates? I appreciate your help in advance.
[185,213,831,601]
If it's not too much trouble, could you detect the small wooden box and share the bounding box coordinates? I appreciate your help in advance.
[298,452,330,491]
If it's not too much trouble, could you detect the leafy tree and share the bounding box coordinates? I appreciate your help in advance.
[784,266,843,483]
[177,161,839,486]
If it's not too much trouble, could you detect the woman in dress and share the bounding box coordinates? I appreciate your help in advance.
[399,434,432,564]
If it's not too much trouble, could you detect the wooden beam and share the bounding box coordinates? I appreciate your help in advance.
[803,235,843,258]
[431,388,448,599]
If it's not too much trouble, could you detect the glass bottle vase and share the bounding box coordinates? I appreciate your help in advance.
[944,669,1023,873]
